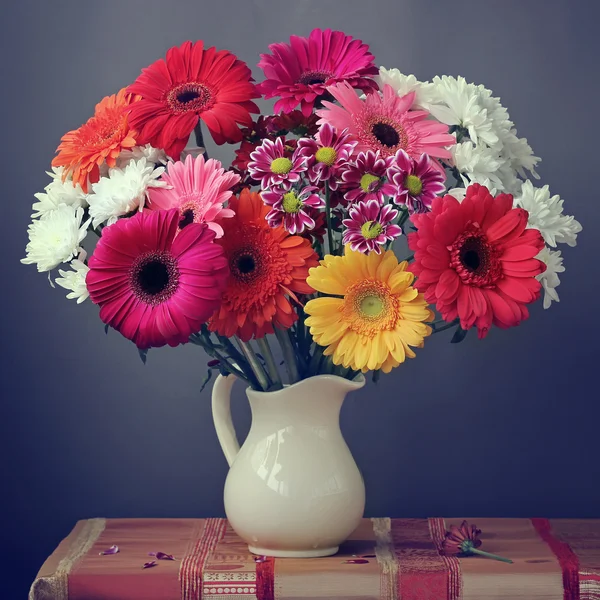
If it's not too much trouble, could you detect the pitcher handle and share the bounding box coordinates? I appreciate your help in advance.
[211,374,240,467]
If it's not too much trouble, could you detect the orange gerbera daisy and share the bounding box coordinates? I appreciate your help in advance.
[51,88,139,192]
[209,188,318,341]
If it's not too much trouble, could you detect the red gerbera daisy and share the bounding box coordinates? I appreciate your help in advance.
[87,209,229,349]
[408,184,546,338]
[127,41,260,160]
[52,88,139,193]
[257,28,378,116]
[209,189,319,341]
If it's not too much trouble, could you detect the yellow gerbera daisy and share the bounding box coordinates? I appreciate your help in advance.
[304,247,434,373]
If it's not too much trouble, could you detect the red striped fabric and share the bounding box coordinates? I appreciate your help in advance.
[532,518,580,600]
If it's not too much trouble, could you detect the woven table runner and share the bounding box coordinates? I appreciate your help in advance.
[30,517,600,600]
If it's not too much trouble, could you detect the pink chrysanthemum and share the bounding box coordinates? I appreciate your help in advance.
[147,154,240,238]
[408,184,546,338]
[261,185,324,234]
[342,200,402,253]
[342,151,396,204]
[317,82,455,162]
[248,137,307,191]
[87,209,229,349]
[257,28,378,117]
[388,150,446,213]
[296,123,357,189]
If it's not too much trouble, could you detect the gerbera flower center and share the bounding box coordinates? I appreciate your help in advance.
[298,70,333,85]
[405,174,423,196]
[360,220,383,239]
[315,146,338,166]
[231,247,262,283]
[372,122,400,147]
[167,82,214,114]
[282,192,303,214]
[344,280,399,337]
[270,157,293,174]
[360,173,381,192]
[130,251,180,305]
[449,229,502,287]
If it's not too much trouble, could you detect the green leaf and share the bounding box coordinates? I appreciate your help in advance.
[450,325,469,344]
[138,348,149,364]
[199,369,213,394]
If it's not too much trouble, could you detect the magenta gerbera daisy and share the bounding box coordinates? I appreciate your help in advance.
[261,185,324,234]
[388,150,447,213]
[342,200,402,254]
[248,137,308,191]
[341,151,396,204]
[147,154,239,238]
[257,28,378,117]
[296,123,357,189]
[87,209,229,349]
[317,82,455,162]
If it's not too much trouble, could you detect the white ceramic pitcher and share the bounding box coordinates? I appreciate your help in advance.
[211,373,366,558]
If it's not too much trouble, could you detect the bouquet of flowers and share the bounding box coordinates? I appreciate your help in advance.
[22,29,581,392]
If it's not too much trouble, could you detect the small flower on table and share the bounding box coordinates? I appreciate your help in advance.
[442,520,513,564]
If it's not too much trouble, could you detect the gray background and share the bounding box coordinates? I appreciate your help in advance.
[2,0,599,597]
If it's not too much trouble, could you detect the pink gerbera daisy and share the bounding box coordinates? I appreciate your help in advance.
[342,200,402,253]
[296,123,357,189]
[317,82,455,162]
[341,151,396,204]
[147,154,240,238]
[388,150,447,213]
[408,184,546,338]
[248,137,307,191]
[257,28,378,117]
[87,209,228,349]
[261,185,324,234]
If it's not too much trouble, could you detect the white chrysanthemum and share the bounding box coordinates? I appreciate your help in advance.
[376,67,441,111]
[55,258,90,304]
[22,205,90,272]
[430,76,500,148]
[536,247,565,309]
[514,180,582,247]
[87,158,169,228]
[499,129,540,179]
[451,142,504,189]
[116,144,170,169]
[31,167,88,218]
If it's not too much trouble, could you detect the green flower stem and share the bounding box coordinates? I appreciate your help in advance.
[275,327,300,384]
[398,207,411,229]
[237,339,271,391]
[215,333,259,387]
[256,337,283,390]
[402,253,414,263]
[306,343,324,377]
[324,181,335,256]
[193,122,210,161]
[432,318,460,334]
[470,548,513,564]
[189,334,250,385]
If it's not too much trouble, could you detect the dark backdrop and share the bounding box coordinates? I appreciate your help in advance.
[2,1,599,597]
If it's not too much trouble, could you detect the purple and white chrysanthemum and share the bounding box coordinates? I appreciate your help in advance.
[262,185,325,234]
[248,137,308,191]
[387,150,446,213]
[341,151,395,204]
[296,124,357,189]
[342,199,402,253]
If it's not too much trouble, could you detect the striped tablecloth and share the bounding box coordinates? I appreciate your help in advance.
[30,517,600,600]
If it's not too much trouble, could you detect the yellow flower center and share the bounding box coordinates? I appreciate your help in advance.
[360,173,380,192]
[315,146,337,166]
[360,220,383,240]
[344,280,399,337]
[405,174,423,196]
[270,157,293,174]
[360,294,385,318]
[282,191,302,213]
